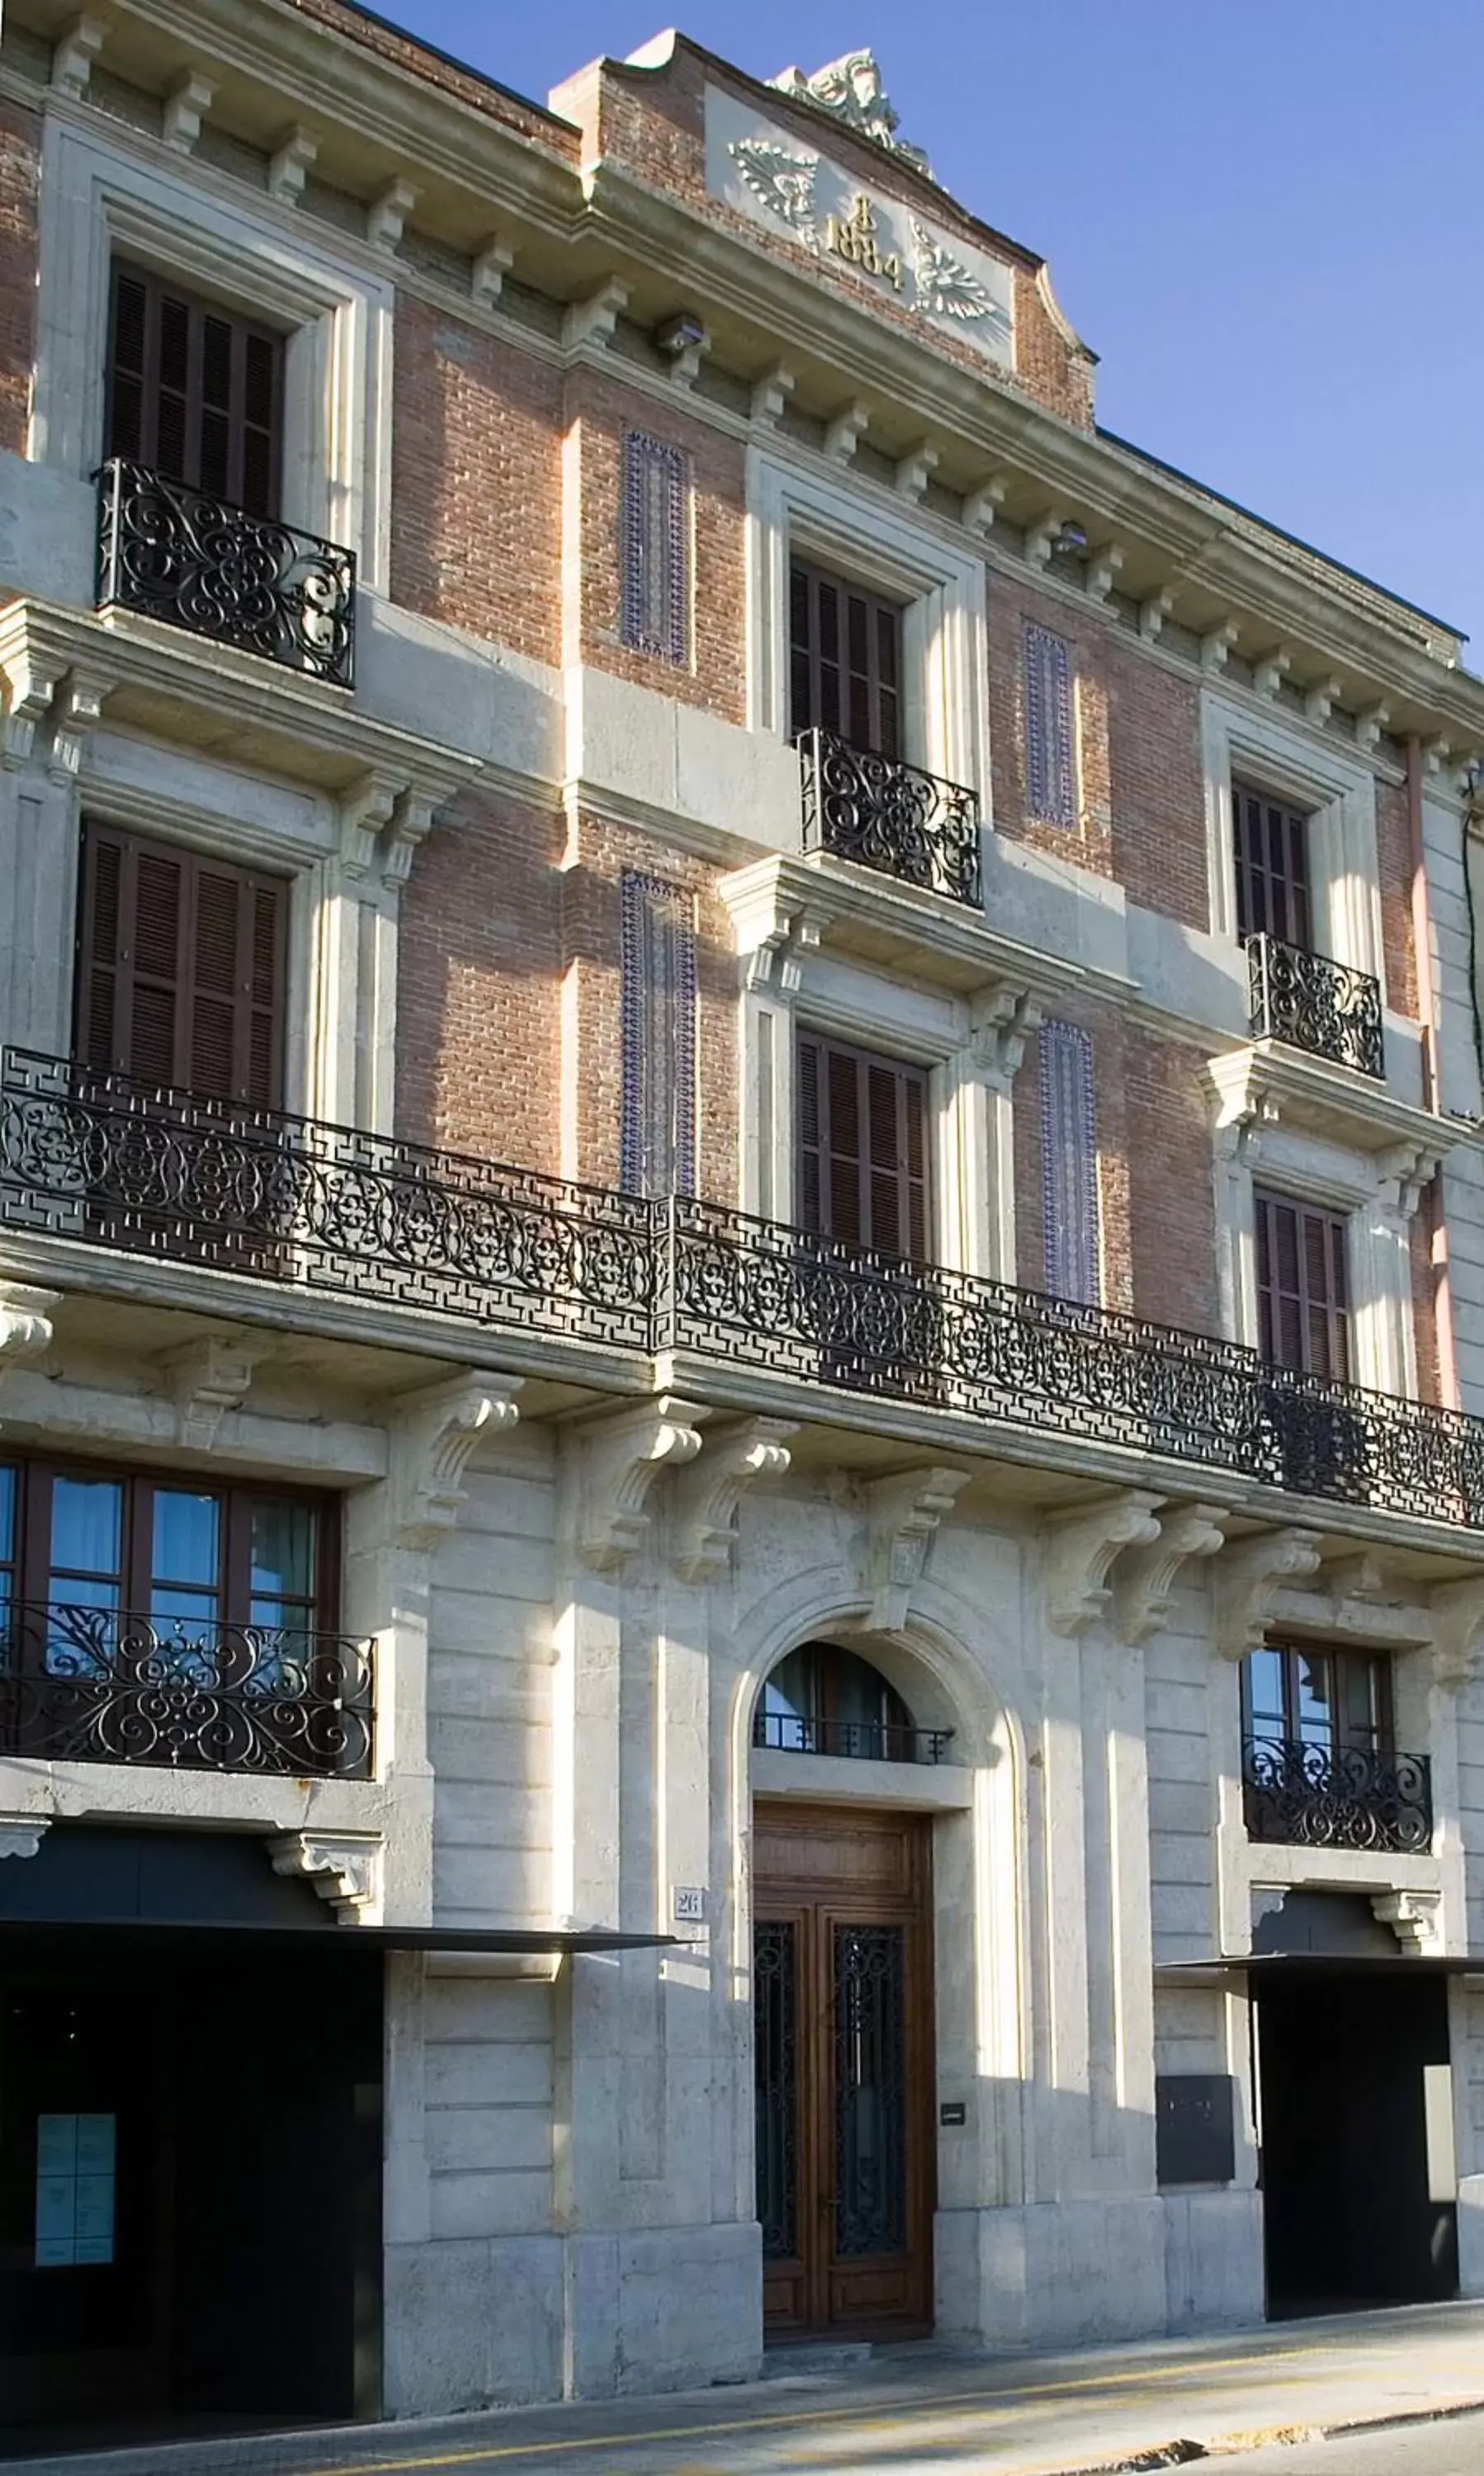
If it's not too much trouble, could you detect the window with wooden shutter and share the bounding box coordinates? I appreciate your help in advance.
[106,262,284,520]
[76,823,287,1108]
[1232,781,1311,950]
[1023,624,1076,826]
[1254,1189,1350,1380]
[795,1034,928,1260]
[789,562,903,758]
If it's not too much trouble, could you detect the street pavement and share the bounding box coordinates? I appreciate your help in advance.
[1231,2407,1484,2472]
[5,2301,1484,2476]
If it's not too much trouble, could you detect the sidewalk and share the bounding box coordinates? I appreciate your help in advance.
[6,2299,1484,2476]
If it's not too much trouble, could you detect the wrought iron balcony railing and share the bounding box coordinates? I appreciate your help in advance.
[1242,1735,1432,1854]
[799,728,981,909]
[1246,931,1385,1080]
[0,1603,374,1777]
[752,1710,953,1765]
[97,458,357,688]
[0,1050,655,1349]
[3,1051,1484,1531]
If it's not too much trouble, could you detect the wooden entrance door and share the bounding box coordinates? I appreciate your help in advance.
[753,1800,933,2337]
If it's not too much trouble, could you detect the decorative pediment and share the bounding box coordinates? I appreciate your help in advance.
[1045,1491,1164,1636]
[671,1419,797,1581]
[863,1466,973,1631]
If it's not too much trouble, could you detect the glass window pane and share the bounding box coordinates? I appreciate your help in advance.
[50,1480,122,1585]
[761,1647,811,1723]
[1245,1647,1287,1736]
[152,1491,220,1588]
[248,1499,314,1604]
[1294,1652,1333,1746]
[0,1465,16,1569]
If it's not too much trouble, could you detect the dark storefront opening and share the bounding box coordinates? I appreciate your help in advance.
[1255,1895,1458,2317]
[0,1829,382,2456]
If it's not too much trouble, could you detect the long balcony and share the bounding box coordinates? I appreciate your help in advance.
[97,457,357,688]
[1246,931,1385,1080]
[1242,1735,1432,1854]
[0,1603,374,1778]
[2,1050,1484,1532]
[799,728,981,909]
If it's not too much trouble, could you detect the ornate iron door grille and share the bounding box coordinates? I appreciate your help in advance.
[1242,1737,1432,1854]
[97,457,357,687]
[799,730,982,909]
[1246,932,1385,1080]
[832,1923,908,2257]
[0,1604,374,1777]
[754,1921,798,2262]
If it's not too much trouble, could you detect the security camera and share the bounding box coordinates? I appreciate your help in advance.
[1056,521,1089,554]
[655,311,708,356]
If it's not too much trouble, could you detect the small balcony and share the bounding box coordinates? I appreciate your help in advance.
[0,1604,374,1778]
[1242,1735,1432,1854]
[97,457,357,688]
[752,1710,953,1765]
[1245,931,1385,1080]
[798,728,981,909]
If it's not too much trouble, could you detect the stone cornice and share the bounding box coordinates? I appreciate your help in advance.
[717,852,1137,1014]
[1208,1043,1452,1179]
[16,0,1483,734]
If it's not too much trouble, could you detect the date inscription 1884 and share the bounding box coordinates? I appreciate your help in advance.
[825,194,903,291]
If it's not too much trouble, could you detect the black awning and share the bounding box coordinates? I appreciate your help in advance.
[1157,1954,1484,1979]
[0,1916,673,1956]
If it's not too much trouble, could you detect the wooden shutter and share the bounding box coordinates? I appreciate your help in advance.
[1255,1190,1349,1380]
[795,1034,927,1259]
[619,431,689,664]
[1023,624,1075,825]
[1038,1018,1101,1303]
[77,823,287,1108]
[1232,781,1311,949]
[106,262,283,519]
[789,562,902,758]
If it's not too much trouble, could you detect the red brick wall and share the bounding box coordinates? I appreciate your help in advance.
[1015,1012,1217,1333]
[565,367,747,718]
[990,581,1208,930]
[1375,774,1418,1018]
[396,797,743,1202]
[390,295,563,669]
[0,97,40,456]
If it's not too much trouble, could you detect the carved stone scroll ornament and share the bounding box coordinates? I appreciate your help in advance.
[1113,1504,1228,1647]
[726,140,820,248]
[1045,1491,1164,1637]
[575,1396,710,1571]
[390,1373,522,1552]
[671,1419,796,1582]
[270,1831,381,1921]
[863,1466,973,1631]
[910,220,1011,337]
[770,52,933,177]
[1212,1529,1324,1662]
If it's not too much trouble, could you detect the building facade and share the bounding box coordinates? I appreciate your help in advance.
[2,0,1484,2439]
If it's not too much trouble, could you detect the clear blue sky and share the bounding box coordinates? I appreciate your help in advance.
[380,0,1482,654]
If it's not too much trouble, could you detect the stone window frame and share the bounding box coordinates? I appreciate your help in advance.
[31,116,394,593]
[745,447,990,801]
[1200,689,1386,989]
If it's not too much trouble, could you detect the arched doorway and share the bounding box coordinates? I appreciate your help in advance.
[751,1640,940,2341]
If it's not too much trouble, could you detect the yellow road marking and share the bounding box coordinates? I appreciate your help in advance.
[284,2341,1380,2474]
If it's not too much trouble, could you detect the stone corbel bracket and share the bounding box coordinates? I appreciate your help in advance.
[271,1831,381,1922]
[564,279,630,352]
[267,125,318,206]
[970,986,1042,1086]
[390,1373,522,1552]
[0,1282,59,1364]
[863,1467,973,1633]
[750,362,795,428]
[1430,1575,1484,1689]
[1046,1491,1165,1636]
[163,70,215,154]
[0,1813,49,1860]
[823,402,868,465]
[1085,542,1123,603]
[671,1419,796,1582]
[366,177,418,253]
[962,474,1009,536]
[471,234,516,307]
[52,12,108,100]
[1114,1503,1227,1646]
[1371,1889,1443,1955]
[575,1396,709,1571]
[1212,1528,1324,1661]
[894,442,938,503]
[159,1334,262,1453]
